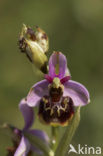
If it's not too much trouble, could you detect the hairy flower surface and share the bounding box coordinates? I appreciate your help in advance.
[26,52,90,126]
[7,99,49,156]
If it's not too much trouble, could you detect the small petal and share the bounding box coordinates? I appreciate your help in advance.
[60,76,71,84]
[26,80,49,107]
[14,136,30,156]
[64,80,90,106]
[28,129,49,143]
[49,52,67,78]
[45,74,53,83]
[19,99,34,130]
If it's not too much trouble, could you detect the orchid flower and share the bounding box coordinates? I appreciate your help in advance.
[26,52,90,126]
[7,99,49,156]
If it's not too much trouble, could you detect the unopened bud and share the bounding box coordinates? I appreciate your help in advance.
[18,24,49,73]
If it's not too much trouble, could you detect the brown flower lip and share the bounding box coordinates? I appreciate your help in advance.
[38,95,75,126]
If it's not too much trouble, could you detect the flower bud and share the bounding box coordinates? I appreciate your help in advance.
[19,24,49,74]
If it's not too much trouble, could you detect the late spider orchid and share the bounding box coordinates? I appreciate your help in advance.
[26,52,90,126]
[7,99,49,156]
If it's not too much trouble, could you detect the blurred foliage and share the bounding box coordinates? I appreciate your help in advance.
[0,0,103,155]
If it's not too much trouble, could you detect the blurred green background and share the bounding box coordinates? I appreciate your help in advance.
[0,0,103,155]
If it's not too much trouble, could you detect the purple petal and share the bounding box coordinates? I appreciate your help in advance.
[64,80,90,106]
[28,129,49,143]
[19,99,34,130]
[14,136,30,156]
[49,52,67,79]
[26,80,49,107]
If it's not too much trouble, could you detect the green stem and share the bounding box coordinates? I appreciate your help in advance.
[55,107,80,156]
[24,132,50,156]
[51,126,59,152]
